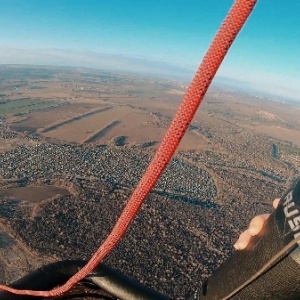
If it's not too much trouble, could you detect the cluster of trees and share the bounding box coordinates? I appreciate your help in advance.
[0,117,292,298]
[4,185,236,299]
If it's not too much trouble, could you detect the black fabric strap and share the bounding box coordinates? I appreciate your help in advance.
[191,179,300,300]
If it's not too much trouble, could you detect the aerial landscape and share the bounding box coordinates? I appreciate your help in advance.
[0,0,299,299]
[0,64,299,298]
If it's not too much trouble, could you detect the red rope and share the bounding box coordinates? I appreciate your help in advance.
[0,0,257,297]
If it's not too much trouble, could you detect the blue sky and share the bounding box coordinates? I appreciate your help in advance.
[0,0,299,100]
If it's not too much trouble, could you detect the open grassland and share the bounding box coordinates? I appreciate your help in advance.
[250,125,300,147]
[280,143,300,155]
[100,111,164,145]
[0,186,71,203]
[40,106,113,133]
[196,90,300,148]
[10,103,104,132]
[43,106,132,143]
[38,105,209,150]
[91,110,211,150]
[2,66,299,152]
[82,120,120,143]
[0,138,37,153]
[0,98,64,116]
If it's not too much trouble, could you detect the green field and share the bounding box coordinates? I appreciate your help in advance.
[280,143,300,155]
[0,98,64,116]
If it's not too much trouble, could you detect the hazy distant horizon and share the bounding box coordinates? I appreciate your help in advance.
[1,49,299,103]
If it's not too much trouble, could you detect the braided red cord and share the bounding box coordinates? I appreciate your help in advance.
[0,0,257,297]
